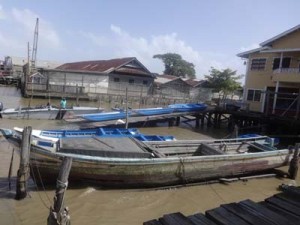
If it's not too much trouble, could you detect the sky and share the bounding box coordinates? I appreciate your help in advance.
[0,0,299,79]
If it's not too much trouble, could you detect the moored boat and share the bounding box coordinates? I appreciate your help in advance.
[80,111,129,122]
[168,103,207,112]
[13,127,175,144]
[132,107,174,116]
[0,104,103,120]
[0,129,294,188]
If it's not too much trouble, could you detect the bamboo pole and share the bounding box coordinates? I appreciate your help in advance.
[16,126,32,200]
[47,157,72,225]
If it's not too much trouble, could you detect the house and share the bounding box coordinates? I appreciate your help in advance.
[154,74,191,99]
[154,74,212,101]
[183,78,212,102]
[25,57,155,98]
[238,25,300,118]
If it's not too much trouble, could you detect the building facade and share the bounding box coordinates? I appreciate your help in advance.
[238,25,300,118]
[25,57,155,98]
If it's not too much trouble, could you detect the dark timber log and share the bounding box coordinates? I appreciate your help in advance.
[15,126,32,200]
[48,157,73,225]
[288,144,299,180]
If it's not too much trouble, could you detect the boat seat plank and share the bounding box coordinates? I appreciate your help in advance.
[188,213,218,225]
[240,199,296,225]
[248,142,275,152]
[193,143,225,156]
[206,207,250,225]
[159,212,195,225]
[59,137,153,158]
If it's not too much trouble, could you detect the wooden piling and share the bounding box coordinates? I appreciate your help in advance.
[47,157,73,225]
[176,116,180,126]
[288,143,299,180]
[195,115,200,128]
[16,126,32,200]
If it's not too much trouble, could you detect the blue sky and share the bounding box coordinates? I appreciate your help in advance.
[0,0,299,79]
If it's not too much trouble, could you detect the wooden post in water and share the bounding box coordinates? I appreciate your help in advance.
[288,143,299,180]
[47,157,72,225]
[125,87,129,129]
[176,116,180,126]
[16,126,32,200]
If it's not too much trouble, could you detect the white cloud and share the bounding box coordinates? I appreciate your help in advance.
[0,5,5,19]
[240,43,260,52]
[108,25,243,78]
[11,8,60,48]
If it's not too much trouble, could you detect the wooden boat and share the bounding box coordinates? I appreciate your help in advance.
[81,111,129,122]
[13,127,175,143]
[168,103,207,112]
[0,129,294,188]
[0,105,103,120]
[132,107,174,116]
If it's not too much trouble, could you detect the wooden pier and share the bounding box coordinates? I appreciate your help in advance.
[144,184,300,225]
[77,106,300,137]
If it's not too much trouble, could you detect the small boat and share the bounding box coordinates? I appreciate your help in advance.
[13,127,175,143]
[168,103,207,112]
[80,111,129,122]
[0,104,103,120]
[0,129,294,188]
[133,107,174,116]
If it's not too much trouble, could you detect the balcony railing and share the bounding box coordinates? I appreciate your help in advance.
[273,68,300,74]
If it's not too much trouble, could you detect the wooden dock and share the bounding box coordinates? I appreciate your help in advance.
[144,184,300,225]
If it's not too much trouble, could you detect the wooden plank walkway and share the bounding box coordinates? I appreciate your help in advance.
[143,185,300,225]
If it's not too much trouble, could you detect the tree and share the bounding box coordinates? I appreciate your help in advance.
[153,53,196,78]
[205,67,243,100]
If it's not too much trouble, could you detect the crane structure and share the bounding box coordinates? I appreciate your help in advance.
[31,17,39,71]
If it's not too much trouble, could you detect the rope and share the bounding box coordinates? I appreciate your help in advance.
[29,162,51,210]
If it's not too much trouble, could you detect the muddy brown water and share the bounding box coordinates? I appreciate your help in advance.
[0,86,299,225]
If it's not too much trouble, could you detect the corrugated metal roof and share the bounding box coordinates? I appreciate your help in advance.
[56,57,154,77]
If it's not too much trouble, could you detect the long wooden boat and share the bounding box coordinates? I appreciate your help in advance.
[0,129,294,188]
[81,111,129,122]
[13,127,175,142]
[132,107,174,116]
[0,105,103,120]
[168,103,207,112]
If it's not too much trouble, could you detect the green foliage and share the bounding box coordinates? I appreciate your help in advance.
[153,53,196,78]
[205,67,243,98]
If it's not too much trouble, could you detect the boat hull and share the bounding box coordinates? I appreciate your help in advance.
[168,103,207,112]
[29,145,292,188]
[1,106,103,120]
[133,108,174,116]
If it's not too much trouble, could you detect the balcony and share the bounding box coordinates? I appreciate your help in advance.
[272,68,300,83]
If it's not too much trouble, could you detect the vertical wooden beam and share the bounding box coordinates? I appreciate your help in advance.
[176,116,180,126]
[16,126,32,200]
[47,157,72,225]
[272,81,280,114]
[195,115,200,128]
[295,89,300,120]
[125,87,129,129]
[288,144,299,180]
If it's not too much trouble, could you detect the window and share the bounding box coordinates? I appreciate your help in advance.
[272,57,291,70]
[247,89,261,102]
[129,79,134,84]
[142,80,148,85]
[114,77,120,82]
[250,58,266,71]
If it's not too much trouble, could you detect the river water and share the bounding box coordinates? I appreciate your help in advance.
[0,86,299,225]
